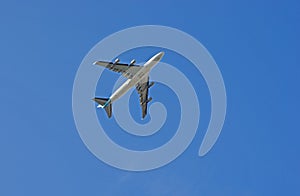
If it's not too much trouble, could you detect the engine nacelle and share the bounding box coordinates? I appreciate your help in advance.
[146,97,152,103]
[129,59,136,66]
[148,82,154,88]
[114,58,120,64]
[137,86,144,92]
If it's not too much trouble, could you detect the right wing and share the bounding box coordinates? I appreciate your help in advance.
[93,61,142,79]
[136,76,153,119]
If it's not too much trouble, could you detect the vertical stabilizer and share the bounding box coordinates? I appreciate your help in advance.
[93,98,112,118]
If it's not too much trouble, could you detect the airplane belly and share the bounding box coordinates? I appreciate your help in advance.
[110,79,134,102]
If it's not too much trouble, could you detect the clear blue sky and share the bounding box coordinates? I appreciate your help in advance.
[1,0,299,195]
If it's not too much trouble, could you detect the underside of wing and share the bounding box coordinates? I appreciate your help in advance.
[135,76,154,118]
[93,61,142,79]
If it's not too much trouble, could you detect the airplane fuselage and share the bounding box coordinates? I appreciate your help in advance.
[108,52,164,104]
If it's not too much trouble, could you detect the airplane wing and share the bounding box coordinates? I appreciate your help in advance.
[135,76,153,118]
[93,61,142,79]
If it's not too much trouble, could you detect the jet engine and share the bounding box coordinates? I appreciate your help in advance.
[114,58,120,64]
[146,97,152,103]
[129,59,136,66]
[148,82,154,88]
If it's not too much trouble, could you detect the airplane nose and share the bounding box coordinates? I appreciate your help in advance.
[151,51,165,62]
[155,52,164,60]
[158,51,164,58]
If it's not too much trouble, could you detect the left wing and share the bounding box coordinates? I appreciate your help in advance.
[93,61,141,79]
[135,76,154,118]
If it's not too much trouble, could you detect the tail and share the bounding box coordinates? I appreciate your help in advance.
[93,97,112,118]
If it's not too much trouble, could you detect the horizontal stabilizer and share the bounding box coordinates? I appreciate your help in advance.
[93,97,112,118]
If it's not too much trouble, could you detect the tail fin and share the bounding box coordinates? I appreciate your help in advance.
[93,97,112,118]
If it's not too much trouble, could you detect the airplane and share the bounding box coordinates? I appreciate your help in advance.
[93,51,164,119]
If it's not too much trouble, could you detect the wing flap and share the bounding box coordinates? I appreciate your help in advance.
[93,61,142,78]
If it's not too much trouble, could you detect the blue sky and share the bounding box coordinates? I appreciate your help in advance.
[1,0,299,195]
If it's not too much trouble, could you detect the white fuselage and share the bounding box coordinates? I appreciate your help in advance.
[109,52,164,103]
